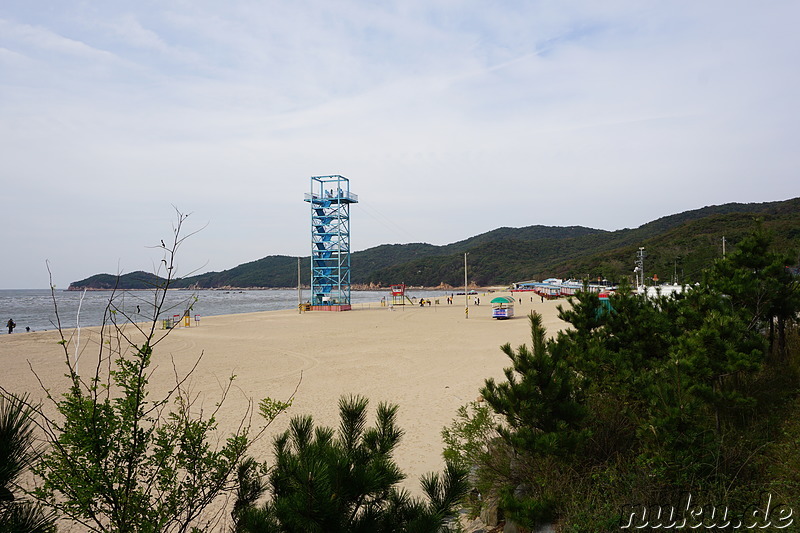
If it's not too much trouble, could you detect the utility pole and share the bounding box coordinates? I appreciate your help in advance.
[635,247,646,289]
[722,236,726,257]
[673,258,678,285]
[297,257,302,313]
[464,252,469,319]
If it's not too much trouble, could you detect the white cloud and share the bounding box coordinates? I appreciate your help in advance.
[1,1,799,287]
[0,18,116,63]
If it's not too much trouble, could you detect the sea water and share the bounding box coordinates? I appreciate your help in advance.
[0,288,448,333]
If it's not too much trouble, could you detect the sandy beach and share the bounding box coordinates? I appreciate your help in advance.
[1,292,566,496]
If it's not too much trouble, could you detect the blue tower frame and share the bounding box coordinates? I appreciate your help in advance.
[304,175,358,309]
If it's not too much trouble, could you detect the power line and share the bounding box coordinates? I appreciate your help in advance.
[358,201,418,244]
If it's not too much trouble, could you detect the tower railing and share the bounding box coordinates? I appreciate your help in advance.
[304,191,358,203]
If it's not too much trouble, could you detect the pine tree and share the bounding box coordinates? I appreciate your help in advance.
[0,393,56,532]
[479,312,588,526]
[482,312,588,457]
[709,227,799,360]
[233,395,469,533]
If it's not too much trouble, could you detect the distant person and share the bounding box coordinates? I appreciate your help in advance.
[25,326,30,332]
[7,318,15,334]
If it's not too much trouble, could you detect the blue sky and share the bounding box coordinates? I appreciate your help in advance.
[1,1,798,288]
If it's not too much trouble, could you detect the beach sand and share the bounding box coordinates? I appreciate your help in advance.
[1,292,566,496]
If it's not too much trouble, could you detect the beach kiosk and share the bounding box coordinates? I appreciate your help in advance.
[491,296,516,319]
[595,292,616,318]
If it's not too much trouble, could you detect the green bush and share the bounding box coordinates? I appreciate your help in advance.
[234,395,470,533]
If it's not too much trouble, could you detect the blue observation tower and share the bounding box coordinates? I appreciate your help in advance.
[304,175,358,310]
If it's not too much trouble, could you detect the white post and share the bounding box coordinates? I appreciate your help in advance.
[74,288,87,373]
[639,247,645,288]
[297,257,302,313]
[464,252,469,319]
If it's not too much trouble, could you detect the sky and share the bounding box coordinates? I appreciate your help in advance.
[1,1,798,289]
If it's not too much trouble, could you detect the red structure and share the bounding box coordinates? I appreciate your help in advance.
[390,284,413,305]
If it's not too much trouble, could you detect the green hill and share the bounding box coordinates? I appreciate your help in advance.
[68,198,800,290]
[362,198,800,286]
[68,271,169,290]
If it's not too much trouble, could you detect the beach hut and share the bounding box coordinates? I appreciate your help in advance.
[491,296,516,319]
[595,292,617,319]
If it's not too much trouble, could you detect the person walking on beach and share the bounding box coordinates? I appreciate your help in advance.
[7,318,15,334]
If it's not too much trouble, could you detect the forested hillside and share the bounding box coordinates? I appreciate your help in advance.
[68,198,800,290]
[361,198,800,286]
